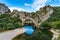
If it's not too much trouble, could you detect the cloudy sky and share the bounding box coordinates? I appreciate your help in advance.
[0,0,60,12]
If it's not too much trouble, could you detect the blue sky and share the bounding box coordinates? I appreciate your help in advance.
[0,0,60,12]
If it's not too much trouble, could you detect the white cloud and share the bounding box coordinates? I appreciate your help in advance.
[24,3,30,6]
[24,0,48,10]
[9,7,25,12]
[50,4,60,7]
[31,0,48,10]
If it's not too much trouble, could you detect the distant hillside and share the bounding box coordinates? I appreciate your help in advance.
[47,7,60,22]
[41,7,60,29]
[0,3,11,14]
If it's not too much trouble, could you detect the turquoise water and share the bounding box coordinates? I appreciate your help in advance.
[24,26,34,35]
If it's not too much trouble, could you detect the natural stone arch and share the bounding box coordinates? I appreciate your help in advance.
[21,17,39,28]
[23,18,35,26]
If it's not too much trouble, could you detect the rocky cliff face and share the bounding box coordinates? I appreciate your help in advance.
[11,5,53,27]
[0,3,10,14]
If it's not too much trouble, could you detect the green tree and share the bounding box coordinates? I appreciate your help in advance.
[57,34,60,40]
[41,22,51,30]
[0,13,22,32]
[51,21,60,29]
